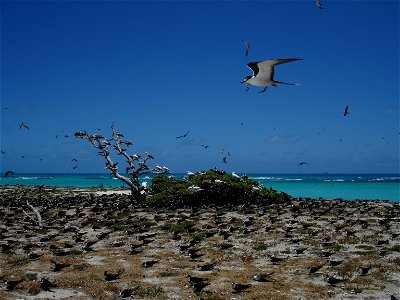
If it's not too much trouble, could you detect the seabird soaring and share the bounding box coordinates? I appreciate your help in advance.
[241,58,302,93]
[315,0,323,9]
[242,39,250,57]
[176,130,190,139]
[343,105,350,116]
[19,122,30,129]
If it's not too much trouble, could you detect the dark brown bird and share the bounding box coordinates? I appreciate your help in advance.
[176,130,190,139]
[231,282,252,293]
[343,105,350,116]
[104,269,123,281]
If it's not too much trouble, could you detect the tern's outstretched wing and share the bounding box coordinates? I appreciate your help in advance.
[257,58,302,81]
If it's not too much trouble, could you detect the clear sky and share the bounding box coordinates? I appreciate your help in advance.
[1,0,399,174]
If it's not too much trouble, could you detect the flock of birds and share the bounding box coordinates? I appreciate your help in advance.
[0,186,398,298]
[1,0,352,177]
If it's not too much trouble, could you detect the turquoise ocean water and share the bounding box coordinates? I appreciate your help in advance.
[1,173,399,202]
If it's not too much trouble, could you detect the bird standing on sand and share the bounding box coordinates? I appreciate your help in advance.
[253,272,274,282]
[104,269,123,281]
[231,282,252,293]
[19,122,29,129]
[241,58,302,93]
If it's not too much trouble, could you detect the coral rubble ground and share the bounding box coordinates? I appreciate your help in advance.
[0,186,399,299]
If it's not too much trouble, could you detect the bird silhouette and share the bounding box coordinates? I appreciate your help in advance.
[19,122,30,129]
[343,105,350,116]
[242,39,250,56]
[315,0,323,9]
[176,130,190,139]
[5,170,14,178]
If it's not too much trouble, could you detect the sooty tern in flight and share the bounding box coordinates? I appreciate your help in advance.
[241,58,302,93]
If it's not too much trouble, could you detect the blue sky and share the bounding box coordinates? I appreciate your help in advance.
[1,0,399,174]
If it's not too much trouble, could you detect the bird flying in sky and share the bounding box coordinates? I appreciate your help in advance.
[176,130,190,139]
[242,39,250,57]
[19,122,30,129]
[241,58,302,93]
[343,105,350,116]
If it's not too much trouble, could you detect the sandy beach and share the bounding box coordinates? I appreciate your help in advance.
[0,186,399,299]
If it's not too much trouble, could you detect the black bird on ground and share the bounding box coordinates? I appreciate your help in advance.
[231,282,252,293]
[104,270,124,281]
[269,255,284,264]
[40,277,57,291]
[119,287,138,298]
[328,260,343,267]
[253,272,274,282]
[142,260,159,267]
[191,281,209,293]
[357,265,371,276]
[197,262,216,271]
[187,275,207,284]
[176,131,190,139]
[4,278,23,291]
[324,275,343,285]
[51,260,70,272]
[82,240,97,251]
[307,262,327,274]
[27,251,42,260]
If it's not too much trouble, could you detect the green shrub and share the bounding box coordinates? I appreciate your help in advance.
[145,171,291,208]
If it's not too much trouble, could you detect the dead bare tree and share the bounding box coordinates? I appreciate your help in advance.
[74,122,170,200]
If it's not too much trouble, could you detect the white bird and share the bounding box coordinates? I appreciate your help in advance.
[187,171,195,176]
[241,58,302,93]
[188,185,203,192]
[231,172,240,179]
[141,181,148,188]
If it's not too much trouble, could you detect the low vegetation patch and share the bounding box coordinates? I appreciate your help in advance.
[145,171,291,208]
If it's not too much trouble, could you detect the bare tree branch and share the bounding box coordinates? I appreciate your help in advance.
[22,200,43,227]
[74,122,170,200]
